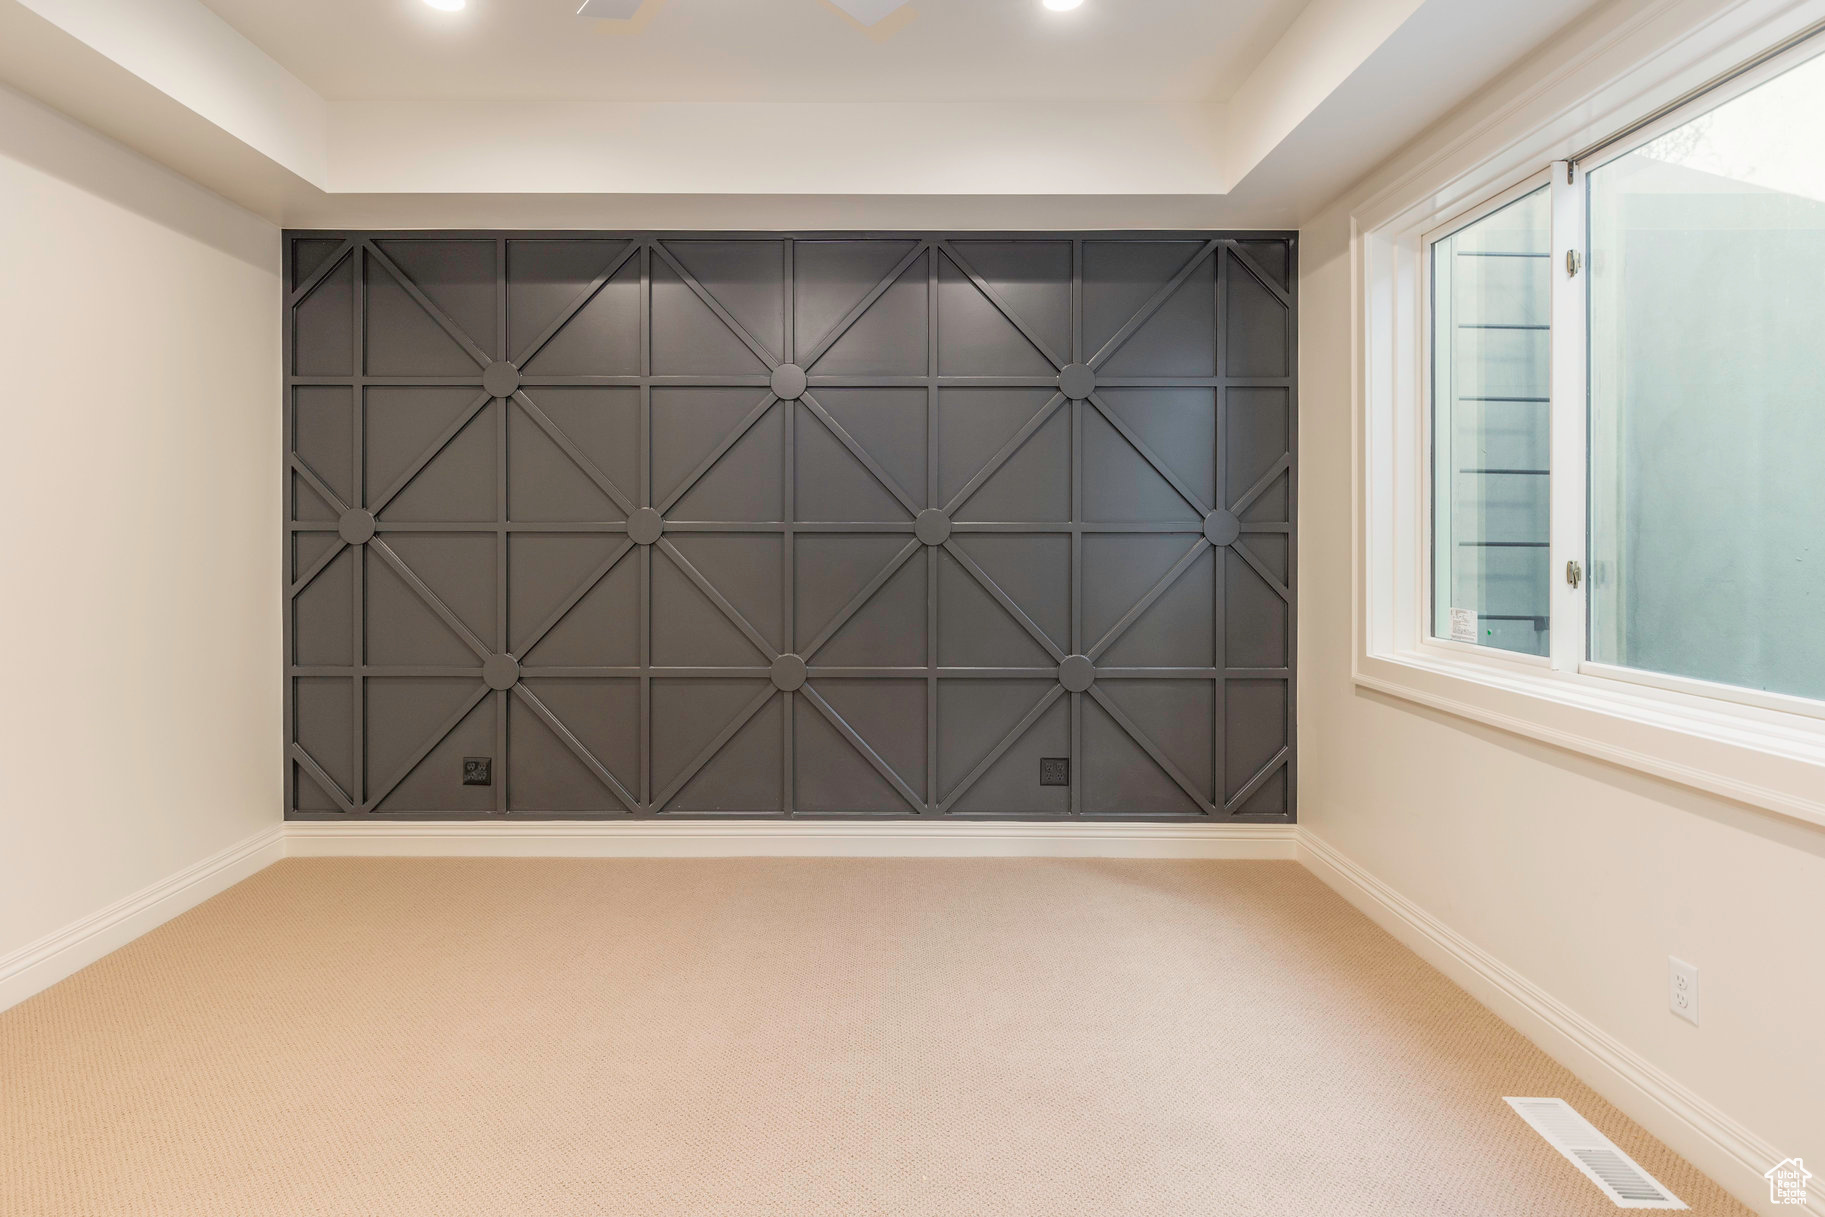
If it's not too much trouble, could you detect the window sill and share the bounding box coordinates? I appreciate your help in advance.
[1354,649,1825,832]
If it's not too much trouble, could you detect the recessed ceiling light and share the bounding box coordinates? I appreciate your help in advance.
[422,0,465,11]
[1043,0,1084,10]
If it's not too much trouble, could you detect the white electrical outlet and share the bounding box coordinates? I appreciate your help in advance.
[1668,956,1699,1025]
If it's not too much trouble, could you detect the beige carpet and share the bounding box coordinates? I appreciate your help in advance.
[0,858,1750,1216]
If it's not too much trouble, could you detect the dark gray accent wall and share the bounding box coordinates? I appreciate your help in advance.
[284,232,1296,820]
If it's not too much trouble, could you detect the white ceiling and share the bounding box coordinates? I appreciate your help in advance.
[0,0,1623,227]
[196,0,1311,104]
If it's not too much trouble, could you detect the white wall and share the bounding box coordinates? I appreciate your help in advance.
[0,86,281,970]
[1298,109,1825,1217]
[326,99,1227,196]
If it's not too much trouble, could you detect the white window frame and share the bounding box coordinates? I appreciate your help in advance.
[1355,0,1825,831]
[1419,167,1561,672]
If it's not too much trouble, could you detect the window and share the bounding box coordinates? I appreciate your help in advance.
[1417,37,1825,700]
[1357,15,1825,830]
[1430,186,1553,657]
[1586,48,1825,703]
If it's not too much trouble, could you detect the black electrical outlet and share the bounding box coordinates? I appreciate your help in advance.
[462,757,493,786]
[1039,757,1070,786]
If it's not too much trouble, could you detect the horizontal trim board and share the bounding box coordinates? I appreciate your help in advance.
[286,228,1301,241]
[284,821,1298,859]
[1297,827,1819,1217]
[0,826,286,1014]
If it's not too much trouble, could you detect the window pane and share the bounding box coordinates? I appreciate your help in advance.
[1588,50,1825,701]
[1431,187,1552,656]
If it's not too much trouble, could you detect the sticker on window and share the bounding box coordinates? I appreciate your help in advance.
[1448,606,1478,644]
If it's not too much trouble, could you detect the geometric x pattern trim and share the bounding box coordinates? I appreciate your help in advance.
[285,231,1296,819]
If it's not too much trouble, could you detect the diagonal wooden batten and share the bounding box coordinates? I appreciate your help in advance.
[511,389,639,516]
[1222,239,1292,310]
[362,683,492,813]
[1086,391,1213,519]
[798,390,923,518]
[511,240,642,368]
[290,454,351,516]
[1088,684,1217,815]
[362,240,493,369]
[936,241,1067,371]
[369,539,494,660]
[651,241,781,371]
[1223,745,1290,814]
[798,241,930,368]
[941,541,1066,663]
[941,391,1066,518]
[1087,239,1220,371]
[290,742,358,813]
[287,240,354,309]
[365,390,493,518]
[650,683,777,812]
[799,684,926,814]
[938,683,1064,813]
[1086,538,1209,662]
[656,391,780,516]
[511,538,637,659]
[1231,538,1292,603]
[288,538,349,601]
[512,683,642,814]
[798,538,922,662]
[1230,453,1292,516]
[656,538,778,662]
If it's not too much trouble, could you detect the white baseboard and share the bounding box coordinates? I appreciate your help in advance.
[284,819,1300,859]
[1296,827,1816,1217]
[0,825,286,1014]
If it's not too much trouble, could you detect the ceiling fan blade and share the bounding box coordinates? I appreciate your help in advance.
[824,0,915,26]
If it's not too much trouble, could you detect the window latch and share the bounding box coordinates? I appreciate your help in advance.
[1566,249,1583,278]
[1566,559,1583,589]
